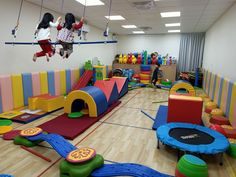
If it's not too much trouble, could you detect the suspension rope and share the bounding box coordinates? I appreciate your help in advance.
[12,0,24,38]
[39,0,44,21]
[104,0,112,37]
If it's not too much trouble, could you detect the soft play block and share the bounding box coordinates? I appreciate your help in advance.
[28,94,50,110]
[37,95,64,112]
[167,95,203,125]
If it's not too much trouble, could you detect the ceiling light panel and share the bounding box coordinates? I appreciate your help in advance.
[132,31,145,34]
[168,30,181,33]
[160,11,181,18]
[122,25,137,29]
[105,15,125,20]
[75,0,104,6]
[165,23,181,27]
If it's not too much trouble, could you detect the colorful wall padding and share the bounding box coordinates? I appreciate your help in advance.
[202,69,236,127]
[0,66,112,114]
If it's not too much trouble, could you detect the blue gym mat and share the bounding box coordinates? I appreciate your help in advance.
[91,163,173,177]
[152,105,168,130]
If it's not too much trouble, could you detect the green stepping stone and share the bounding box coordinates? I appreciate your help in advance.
[68,112,83,119]
[60,154,104,177]
[0,119,12,126]
[14,135,43,147]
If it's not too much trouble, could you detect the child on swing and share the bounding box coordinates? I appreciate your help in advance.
[33,13,62,62]
[57,13,83,59]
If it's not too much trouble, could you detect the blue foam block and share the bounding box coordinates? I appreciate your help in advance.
[152,105,168,130]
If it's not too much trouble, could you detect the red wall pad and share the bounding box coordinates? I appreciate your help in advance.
[167,95,203,125]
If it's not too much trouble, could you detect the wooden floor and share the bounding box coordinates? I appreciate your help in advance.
[0,88,235,177]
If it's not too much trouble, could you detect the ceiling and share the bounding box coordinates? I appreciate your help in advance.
[26,0,236,35]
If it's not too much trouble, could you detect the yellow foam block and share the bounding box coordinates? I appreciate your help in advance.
[169,95,202,101]
[28,97,40,110]
[0,126,13,134]
[11,74,24,109]
[37,96,65,112]
[170,82,196,96]
[211,108,224,117]
[0,111,24,119]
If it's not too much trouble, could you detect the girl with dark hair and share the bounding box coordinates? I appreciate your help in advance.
[57,13,83,59]
[33,13,62,62]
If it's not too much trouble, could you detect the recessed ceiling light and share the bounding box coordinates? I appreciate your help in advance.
[132,31,145,34]
[160,11,181,18]
[105,15,125,20]
[168,30,181,33]
[122,25,137,29]
[165,23,181,27]
[75,0,104,6]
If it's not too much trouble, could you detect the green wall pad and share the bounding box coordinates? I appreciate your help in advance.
[60,154,104,177]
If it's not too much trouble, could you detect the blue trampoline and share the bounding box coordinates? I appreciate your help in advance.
[156,123,229,158]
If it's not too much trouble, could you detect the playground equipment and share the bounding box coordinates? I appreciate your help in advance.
[72,70,93,91]
[14,127,172,177]
[170,80,196,96]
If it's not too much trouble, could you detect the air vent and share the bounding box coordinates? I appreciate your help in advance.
[139,26,152,31]
[132,1,156,10]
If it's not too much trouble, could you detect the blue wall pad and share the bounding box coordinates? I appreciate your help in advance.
[152,105,168,130]
[66,69,71,94]
[22,73,33,106]
[47,71,55,96]
[92,163,173,177]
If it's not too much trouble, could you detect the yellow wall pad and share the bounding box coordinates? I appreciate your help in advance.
[11,74,24,109]
[220,79,229,113]
[37,96,65,112]
[60,70,66,95]
[0,111,24,119]
[64,90,97,117]
[169,95,202,101]
[170,82,196,96]
[40,72,48,94]
[214,75,221,104]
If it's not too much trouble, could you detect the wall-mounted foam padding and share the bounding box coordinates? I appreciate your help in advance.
[54,71,61,96]
[70,68,80,89]
[65,86,108,117]
[60,70,66,95]
[66,69,71,94]
[32,72,41,96]
[207,72,212,96]
[110,77,128,98]
[205,71,210,94]
[217,78,224,106]
[140,64,151,71]
[0,75,13,112]
[167,94,203,125]
[213,75,222,105]
[94,80,119,105]
[0,95,2,113]
[47,71,55,96]
[209,74,216,100]
[170,80,195,96]
[22,73,33,106]
[220,79,230,114]
[11,74,24,109]
[229,83,236,127]
[39,72,48,94]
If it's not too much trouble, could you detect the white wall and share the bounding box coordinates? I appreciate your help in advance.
[117,34,180,58]
[203,3,236,81]
[0,0,116,75]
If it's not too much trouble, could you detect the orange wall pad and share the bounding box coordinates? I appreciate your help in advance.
[167,95,203,125]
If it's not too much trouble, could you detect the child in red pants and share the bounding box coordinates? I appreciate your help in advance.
[33,13,61,62]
